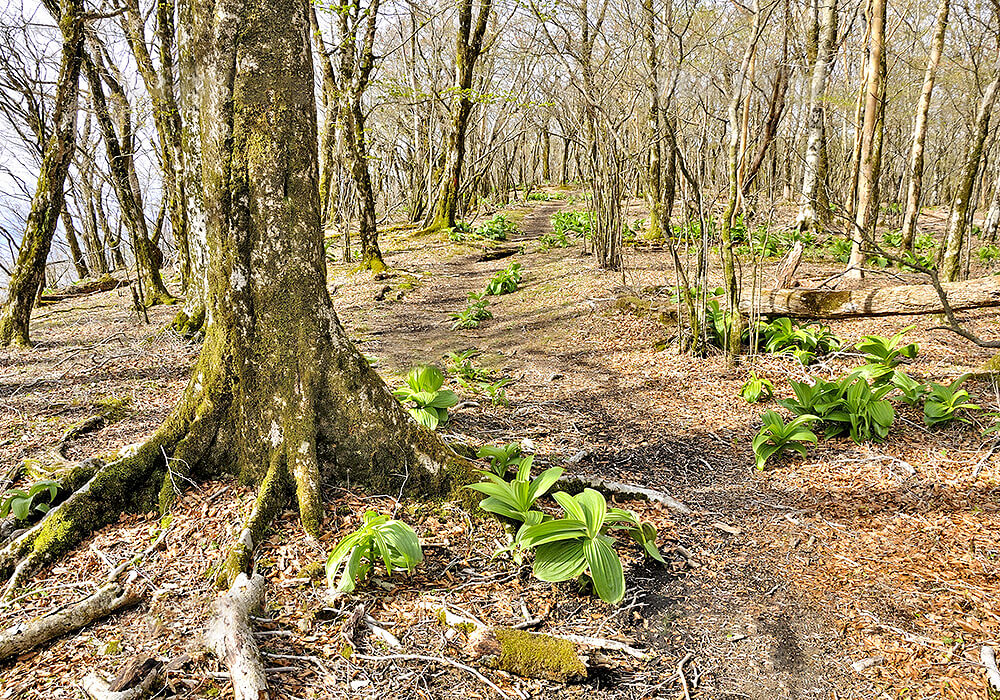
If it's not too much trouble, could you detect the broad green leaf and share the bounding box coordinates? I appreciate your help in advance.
[583,536,625,604]
[533,540,588,582]
[527,467,563,502]
[428,390,458,409]
[520,518,587,547]
[575,489,607,539]
[408,407,439,429]
[552,491,586,522]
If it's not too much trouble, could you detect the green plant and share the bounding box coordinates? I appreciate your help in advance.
[1,479,59,521]
[526,191,551,202]
[466,456,562,525]
[739,372,774,403]
[476,214,518,241]
[445,349,488,382]
[923,375,981,426]
[757,317,841,365]
[777,377,844,420]
[752,410,819,470]
[551,211,593,239]
[518,489,663,604]
[539,229,570,250]
[393,365,459,429]
[826,237,852,263]
[477,442,523,476]
[856,326,918,369]
[326,511,423,593]
[890,371,930,405]
[482,377,513,406]
[827,377,895,442]
[450,293,492,329]
[882,229,903,248]
[485,262,522,295]
[446,221,475,241]
[978,244,1000,266]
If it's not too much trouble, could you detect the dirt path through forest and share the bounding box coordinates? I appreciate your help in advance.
[330,199,872,698]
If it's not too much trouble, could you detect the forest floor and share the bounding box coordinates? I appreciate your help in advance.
[1,191,999,699]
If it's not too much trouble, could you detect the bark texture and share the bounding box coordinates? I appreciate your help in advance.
[741,274,1000,318]
[0,0,84,347]
[204,573,269,700]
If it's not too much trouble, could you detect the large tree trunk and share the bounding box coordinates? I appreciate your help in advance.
[741,274,1000,318]
[0,0,468,595]
[0,0,84,347]
[899,0,949,252]
[796,0,837,233]
[847,0,886,278]
[941,70,1000,282]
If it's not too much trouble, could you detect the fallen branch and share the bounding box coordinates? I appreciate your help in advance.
[204,572,269,700]
[983,645,1000,693]
[740,274,1000,319]
[558,474,692,514]
[40,275,128,303]
[547,632,649,659]
[0,572,144,662]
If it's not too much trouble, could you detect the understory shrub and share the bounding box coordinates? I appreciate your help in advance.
[326,511,423,593]
[393,365,459,429]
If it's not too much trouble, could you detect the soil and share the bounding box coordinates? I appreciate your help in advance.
[1,191,998,699]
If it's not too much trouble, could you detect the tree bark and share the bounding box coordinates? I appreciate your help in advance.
[741,274,1000,318]
[941,70,1000,281]
[848,0,887,278]
[204,573,268,700]
[62,201,90,280]
[0,0,85,347]
[796,0,837,233]
[0,0,469,594]
[426,0,493,230]
[899,0,949,252]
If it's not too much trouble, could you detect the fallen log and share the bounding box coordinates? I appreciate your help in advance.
[204,572,269,700]
[740,274,1000,319]
[40,275,127,303]
[0,574,144,662]
[467,626,588,682]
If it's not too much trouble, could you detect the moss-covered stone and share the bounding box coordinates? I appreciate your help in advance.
[470,627,587,682]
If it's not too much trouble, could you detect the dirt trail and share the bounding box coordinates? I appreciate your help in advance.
[330,199,872,698]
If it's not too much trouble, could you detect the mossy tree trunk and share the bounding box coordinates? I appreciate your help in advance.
[0,0,84,348]
[83,46,175,307]
[61,202,90,280]
[899,0,949,253]
[426,0,493,231]
[335,0,386,271]
[0,0,468,595]
[941,70,1000,282]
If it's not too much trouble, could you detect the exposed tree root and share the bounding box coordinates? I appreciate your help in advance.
[204,572,269,700]
[0,572,144,662]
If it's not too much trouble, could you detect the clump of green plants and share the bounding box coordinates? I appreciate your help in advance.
[757,317,842,365]
[778,375,894,443]
[485,262,522,295]
[476,214,519,241]
[539,229,570,251]
[450,292,492,329]
[445,349,488,382]
[393,365,459,429]
[853,326,918,382]
[825,237,852,263]
[326,511,423,593]
[1,479,59,521]
[978,244,1000,266]
[481,377,513,406]
[551,211,593,239]
[752,410,819,470]
[518,489,664,604]
[477,442,523,477]
[466,455,562,526]
[923,375,981,426]
[525,191,551,202]
[739,372,774,403]
[446,221,475,241]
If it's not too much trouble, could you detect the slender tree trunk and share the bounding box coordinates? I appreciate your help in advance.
[848,0,886,278]
[900,0,950,252]
[0,0,84,347]
[61,202,89,280]
[426,0,493,230]
[642,0,666,240]
[941,69,1000,281]
[796,0,837,233]
[83,49,175,305]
